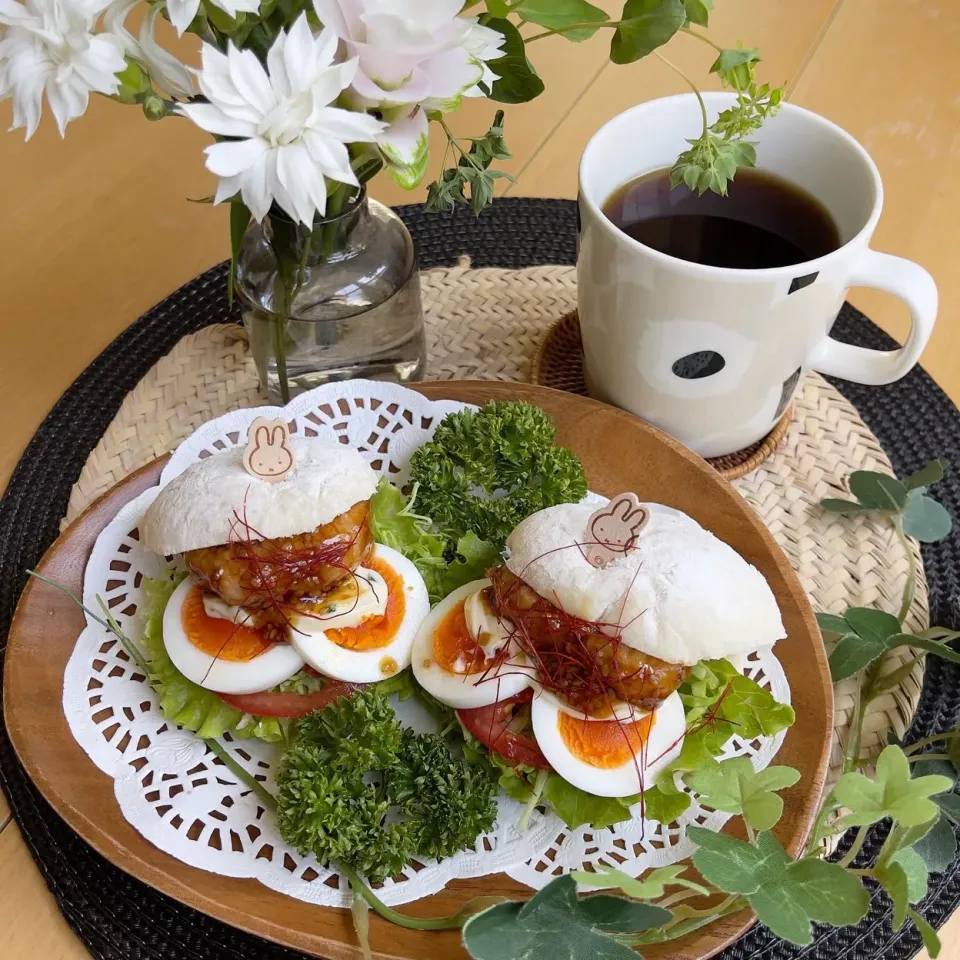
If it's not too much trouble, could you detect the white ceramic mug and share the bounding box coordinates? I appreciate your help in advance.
[577,93,938,459]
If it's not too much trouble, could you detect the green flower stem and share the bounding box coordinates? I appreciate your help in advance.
[26,571,152,676]
[205,738,279,810]
[876,823,908,870]
[525,20,625,42]
[903,731,960,756]
[438,118,487,175]
[837,823,871,869]
[843,674,867,774]
[655,888,705,910]
[273,316,290,404]
[653,50,710,137]
[842,513,920,774]
[894,517,917,624]
[680,26,724,52]
[518,768,549,832]
[907,753,952,763]
[339,863,487,931]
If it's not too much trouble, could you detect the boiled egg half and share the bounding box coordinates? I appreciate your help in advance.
[162,577,304,694]
[286,544,429,683]
[531,689,686,798]
[411,579,535,709]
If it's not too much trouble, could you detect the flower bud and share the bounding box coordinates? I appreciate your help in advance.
[142,95,168,121]
[113,59,150,106]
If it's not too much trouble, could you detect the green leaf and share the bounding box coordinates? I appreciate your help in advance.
[542,774,636,829]
[907,907,942,958]
[571,863,708,899]
[693,830,869,946]
[740,833,809,944]
[716,673,796,738]
[641,784,692,823]
[904,460,948,491]
[516,0,609,42]
[872,655,927,696]
[610,0,686,65]
[829,632,887,682]
[788,858,872,926]
[820,497,870,514]
[479,17,544,104]
[204,1,244,32]
[683,0,711,27]
[843,607,903,646]
[913,816,958,873]
[486,0,510,13]
[902,494,953,542]
[577,894,673,933]
[935,793,960,826]
[686,758,800,831]
[834,745,955,828]
[816,612,851,635]
[709,46,760,76]
[688,827,770,894]
[876,860,910,930]
[887,633,960,666]
[228,201,250,306]
[461,875,666,960]
[848,471,908,510]
[891,847,930,903]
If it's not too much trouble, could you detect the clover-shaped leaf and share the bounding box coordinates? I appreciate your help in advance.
[570,863,708,899]
[848,471,909,510]
[824,607,911,681]
[890,847,929,905]
[904,460,948,491]
[902,492,953,542]
[834,746,954,828]
[912,815,958,873]
[462,874,670,960]
[689,830,869,945]
[686,757,800,831]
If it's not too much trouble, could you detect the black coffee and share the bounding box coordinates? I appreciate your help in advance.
[602,167,840,269]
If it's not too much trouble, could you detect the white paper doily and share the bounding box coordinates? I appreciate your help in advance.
[63,380,790,907]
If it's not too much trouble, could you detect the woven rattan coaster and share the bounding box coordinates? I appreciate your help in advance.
[64,260,928,789]
[532,311,792,481]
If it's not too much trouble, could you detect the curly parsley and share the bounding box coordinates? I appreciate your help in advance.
[275,689,498,882]
[408,401,587,550]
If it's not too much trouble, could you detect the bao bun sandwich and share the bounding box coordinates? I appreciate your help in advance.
[412,498,786,799]
[141,434,429,707]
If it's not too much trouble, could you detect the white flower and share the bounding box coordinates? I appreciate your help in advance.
[0,0,125,138]
[166,0,260,38]
[313,0,502,110]
[179,14,385,225]
[462,20,504,98]
[311,0,504,183]
[104,0,195,98]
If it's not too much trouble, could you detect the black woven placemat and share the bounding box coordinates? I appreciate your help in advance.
[0,198,958,960]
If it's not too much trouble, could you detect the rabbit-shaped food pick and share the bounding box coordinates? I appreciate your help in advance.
[242,417,295,483]
[583,493,650,569]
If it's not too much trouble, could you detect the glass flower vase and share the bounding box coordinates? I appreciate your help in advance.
[236,191,425,403]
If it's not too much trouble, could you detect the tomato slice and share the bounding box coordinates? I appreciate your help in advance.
[457,689,551,770]
[219,680,356,718]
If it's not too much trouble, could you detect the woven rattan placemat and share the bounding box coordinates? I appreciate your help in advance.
[64,259,928,785]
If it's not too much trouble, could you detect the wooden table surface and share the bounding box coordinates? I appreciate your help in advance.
[1,0,958,957]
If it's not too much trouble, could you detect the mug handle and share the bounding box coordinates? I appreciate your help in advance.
[809,250,937,385]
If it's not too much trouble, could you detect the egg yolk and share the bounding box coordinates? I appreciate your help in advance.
[557,712,656,769]
[182,586,274,662]
[325,558,405,651]
[432,601,487,675]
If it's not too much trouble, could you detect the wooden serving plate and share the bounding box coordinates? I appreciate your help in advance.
[4,381,831,960]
